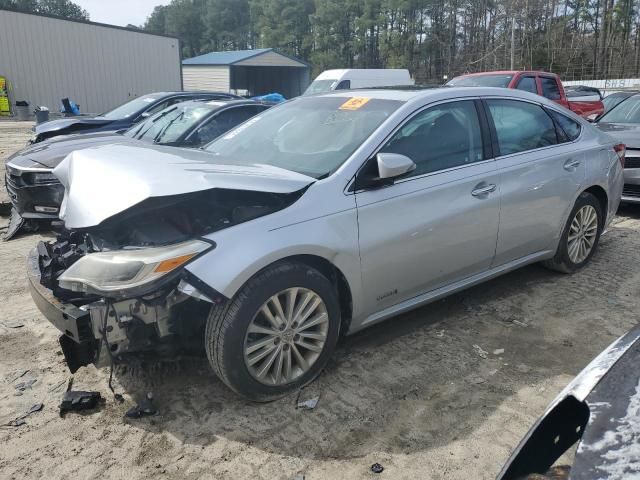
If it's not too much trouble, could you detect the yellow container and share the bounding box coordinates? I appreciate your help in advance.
[0,96,10,115]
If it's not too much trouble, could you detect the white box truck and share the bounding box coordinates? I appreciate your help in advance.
[303,69,414,95]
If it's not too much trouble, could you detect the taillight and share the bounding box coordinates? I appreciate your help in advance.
[614,143,626,168]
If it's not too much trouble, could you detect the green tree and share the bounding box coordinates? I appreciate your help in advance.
[0,0,88,20]
[203,0,251,51]
[144,5,168,34]
[251,0,314,57]
[37,0,89,19]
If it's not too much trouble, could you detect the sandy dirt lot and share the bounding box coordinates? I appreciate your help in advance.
[0,120,638,479]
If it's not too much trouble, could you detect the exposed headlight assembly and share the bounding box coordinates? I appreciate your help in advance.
[57,239,212,295]
[30,172,59,184]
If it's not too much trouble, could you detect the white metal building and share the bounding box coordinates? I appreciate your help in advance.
[0,9,182,114]
[182,49,311,98]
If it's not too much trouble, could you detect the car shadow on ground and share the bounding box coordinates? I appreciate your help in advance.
[110,251,630,461]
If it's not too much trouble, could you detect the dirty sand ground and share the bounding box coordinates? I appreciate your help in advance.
[0,120,638,479]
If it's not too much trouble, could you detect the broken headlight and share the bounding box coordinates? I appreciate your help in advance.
[30,172,59,184]
[57,239,212,295]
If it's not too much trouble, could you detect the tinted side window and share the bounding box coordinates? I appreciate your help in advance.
[516,76,537,94]
[379,100,484,177]
[548,110,581,141]
[189,107,257,146]
[540,77,561,100]
[487,99,558,155]
[335,80,351,90]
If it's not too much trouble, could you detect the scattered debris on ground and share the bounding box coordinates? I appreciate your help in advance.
[125,392,158,419]
[14,377,36,392]
[473,344,489,359]
[59,390,103,416]
[371,463,384,474]
[296,395,320,410]
[4,403,44,427]
[1,320,24,329]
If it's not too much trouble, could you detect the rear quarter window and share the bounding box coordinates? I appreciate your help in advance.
[548,110,582,141]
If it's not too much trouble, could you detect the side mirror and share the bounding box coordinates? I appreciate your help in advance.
[377,153,416,179]
[587,113,598,123]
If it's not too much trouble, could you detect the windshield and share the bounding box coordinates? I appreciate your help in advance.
[303,79,338,96]
[124,103,212,144]
[97,94,163,120]
[447,74,513,88]
[602,93,634,113]
[204,96,403,178]
[599,95,640,123]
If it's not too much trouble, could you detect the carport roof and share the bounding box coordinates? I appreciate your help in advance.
[182,48,309,67]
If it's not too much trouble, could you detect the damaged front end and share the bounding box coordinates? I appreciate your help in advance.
[28,187,301,373]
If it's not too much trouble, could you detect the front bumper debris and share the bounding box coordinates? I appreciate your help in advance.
[28,244,212,374]
[27,248,99,371]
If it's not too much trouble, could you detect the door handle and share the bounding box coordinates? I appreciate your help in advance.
[471,183,497,197]
[564,159,581,170]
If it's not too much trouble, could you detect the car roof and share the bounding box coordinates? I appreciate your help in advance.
[453,70,554,77]
[168,98,267,111]
[314,86,567,108]
[145,91,240,99]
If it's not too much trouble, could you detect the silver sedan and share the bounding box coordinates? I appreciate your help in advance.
[30,87,624,401]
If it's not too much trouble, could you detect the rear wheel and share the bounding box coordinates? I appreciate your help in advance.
[544,192,602,273]
[205,262,341,402]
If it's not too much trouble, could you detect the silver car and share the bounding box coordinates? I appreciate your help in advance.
[595,92,640,203]
[28,87,624,401]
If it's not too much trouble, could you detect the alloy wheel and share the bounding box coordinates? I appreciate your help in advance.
[243,287,329,386]
[567,205,598,264]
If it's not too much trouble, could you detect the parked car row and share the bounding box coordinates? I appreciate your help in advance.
[15,85,624,402]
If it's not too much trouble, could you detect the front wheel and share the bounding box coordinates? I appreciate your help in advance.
[205,262,341,402]
[544,192,603,274]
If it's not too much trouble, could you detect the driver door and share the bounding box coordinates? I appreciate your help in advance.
[355,99,501,314]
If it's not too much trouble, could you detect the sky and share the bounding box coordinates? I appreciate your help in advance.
[75,0,171,27]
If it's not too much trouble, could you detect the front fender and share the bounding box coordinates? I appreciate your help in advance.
[185,197,364,320]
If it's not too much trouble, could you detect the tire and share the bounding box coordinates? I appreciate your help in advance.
[205,262,341,402]
[543,192,603,274]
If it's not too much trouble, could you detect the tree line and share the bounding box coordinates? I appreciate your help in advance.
[0,0,89,20]
[144,0,640,83]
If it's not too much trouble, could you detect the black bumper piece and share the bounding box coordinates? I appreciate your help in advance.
[5,174,64,219]
[27,248,97,372]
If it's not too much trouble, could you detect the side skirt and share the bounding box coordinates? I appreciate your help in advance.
[349,250,554,334]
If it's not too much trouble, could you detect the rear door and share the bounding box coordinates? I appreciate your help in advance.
[355,99,501,312]
[539,75,569,108]
[485,98,586,266]
[515,75,538,95]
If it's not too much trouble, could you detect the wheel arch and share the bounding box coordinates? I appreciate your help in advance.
[240,254,354,336]
[582,185,608,222]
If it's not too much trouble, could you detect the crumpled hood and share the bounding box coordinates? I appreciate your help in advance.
[35,117,115,136]
[595,122,640,149]
[7,132,128,170]
[53,143,315,229]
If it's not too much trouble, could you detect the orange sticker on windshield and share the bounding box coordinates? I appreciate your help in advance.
[339,97,370,110]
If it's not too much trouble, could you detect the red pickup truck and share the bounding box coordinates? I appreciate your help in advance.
[447,71,604,119]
